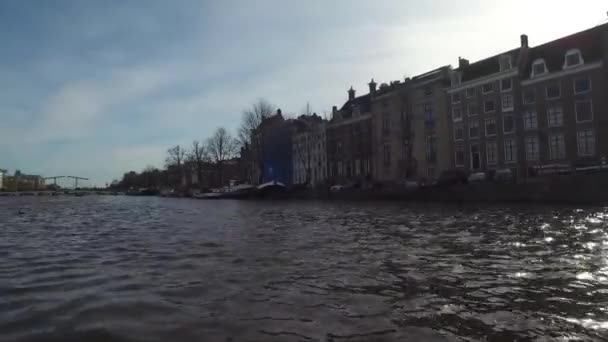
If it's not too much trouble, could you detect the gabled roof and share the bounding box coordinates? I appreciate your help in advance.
[522,23,607,79]
[459,48,521,82]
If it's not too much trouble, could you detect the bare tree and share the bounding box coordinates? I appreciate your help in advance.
[238,99,275,184]
[166,145,186,188]
[207,127,238,186]
[188,140,209,190]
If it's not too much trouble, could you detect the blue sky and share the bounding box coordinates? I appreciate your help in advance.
[1,0,606,186]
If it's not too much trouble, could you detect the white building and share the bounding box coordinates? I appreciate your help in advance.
[0,169,5,190]
[292,115,327,186]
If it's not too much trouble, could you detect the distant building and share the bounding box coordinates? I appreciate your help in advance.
[327,85,373,185]
[292,114,327,186]
[4,171,45,191]
[253,110,294,186]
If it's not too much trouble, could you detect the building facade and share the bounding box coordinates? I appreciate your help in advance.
[254,110,294,186]
[370,80,409,182]
[448,23,608,177]
[327,86,373,185]
[518,24,607,175]
[407,67,453,181]
[447,43,524,175]
[292,114,327,186]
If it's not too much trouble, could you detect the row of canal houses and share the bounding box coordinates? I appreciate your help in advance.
[248,23,608,188]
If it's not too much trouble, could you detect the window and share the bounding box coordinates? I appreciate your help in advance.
[532,59,547,77]
[383,144,391,165]
[486,141,498,165]
[467,104,478,117]
[426,135,437,162]
[454,123,464,141]
[485,118,497,136]
[525,136,540,161]
[503,115,515,134]
[547,106,563,127]
[484,100,495,113]
[424,103,434,121]
[501,94,514,112]
[499,55,512,71]
[469,120,479,138]
[455,145,465,167]
[575,100,593,122]
[577,130,595,156]
[523,89,536,104]
[424,87,433,96]
[451,73,462,87]
[452,107,462,121]
[482,83,494,94]
[452,93,461,104]
[501,78,512,92]
[564,49,583,69]
[548,134,566,160]
[470,144,481,170]
[546,84,561,99]
[504,139,517,163]
[523,110,538,130]
[382,112,390,135]
[574,78,591,94]
[466,88,475,98]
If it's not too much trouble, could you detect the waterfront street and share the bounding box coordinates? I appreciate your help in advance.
[1,196,608,341]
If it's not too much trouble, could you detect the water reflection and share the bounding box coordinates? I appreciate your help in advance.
[1,197,608,341]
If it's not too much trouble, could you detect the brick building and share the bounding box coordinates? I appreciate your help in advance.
[327,85,373,185]
[447,23,608,177]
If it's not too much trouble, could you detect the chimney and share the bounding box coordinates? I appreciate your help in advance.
[332,106,338,116]
[276,108,282,117]
[348,86,355,101]
[458,57,470,69]
[368,78,377,96]
[520,34,529,48]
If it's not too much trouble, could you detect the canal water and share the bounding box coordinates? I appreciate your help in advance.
[1,196,608,341]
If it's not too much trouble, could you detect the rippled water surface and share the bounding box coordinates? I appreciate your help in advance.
[2,197,608,341]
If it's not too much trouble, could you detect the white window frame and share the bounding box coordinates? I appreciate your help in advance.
[547,105,563,127]
[484,100,495,113]
[453,123,464,141]
[452,93,461,104]
[523,110,538,130]
[548,133,566,160]
[501,94,514,112]
[504,138,517,163]
[577,129,595,157]
[454,146,465,167]
[575,100,593,123]
[546,84,561,100]
[469,120,479,139]
[564,49,584,69]
[485,118,497,137]
[574,77,592,95]
[522,89,536,104]
[452,107,462,122]
[500,78,512,92]
[486,141,498,165]
[503,115,515,134]
[531,59,547,78]
[482,82,494,94]
[467,104,477,117]
[470,144,481,170]
[525,135,540,161]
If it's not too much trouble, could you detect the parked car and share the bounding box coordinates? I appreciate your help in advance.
[468,172,487,183]
[437,169,468,187]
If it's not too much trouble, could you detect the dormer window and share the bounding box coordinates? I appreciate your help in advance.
[499,55,512,71]
[564,49,583,69]
[531,59,547,78]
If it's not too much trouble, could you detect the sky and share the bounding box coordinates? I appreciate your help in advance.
[0,0,606,186]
